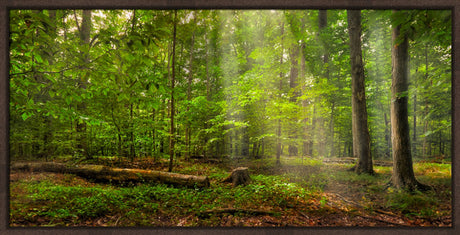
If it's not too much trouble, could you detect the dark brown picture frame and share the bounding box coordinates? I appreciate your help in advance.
[1,1,458,235]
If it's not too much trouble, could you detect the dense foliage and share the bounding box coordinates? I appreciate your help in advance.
[9,9,451,165]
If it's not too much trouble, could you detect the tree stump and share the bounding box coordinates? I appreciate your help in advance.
[223,167,251,186]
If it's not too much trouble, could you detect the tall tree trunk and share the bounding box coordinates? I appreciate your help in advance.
[204,19,215,158]
[329,102,335,158]
[309,105,316,157]
[159,99,165,156]
[347,10,373,174]
[151,108,156,161]
[111,104,123,157]
[319,10,329,77]
[185,12,196,161]
[40,10,57,161]
[384,112,391,158]
[422,43,429,157]
[412,93,417,157]
[390,12,428,191]
[168,10,178,172]
[317,10,328,157]
[76,10,91,159]
[241,125,250,157]
[288,45,299,157]
[129,103,135,161]
[325,10,335,157]
[300,22,309,157]
[307,10,328,158]
[276,21,284,165]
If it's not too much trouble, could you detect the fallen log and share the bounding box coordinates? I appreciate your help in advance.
[10,162,210,188]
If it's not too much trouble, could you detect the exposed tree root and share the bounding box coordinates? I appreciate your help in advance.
[384,180,433,192]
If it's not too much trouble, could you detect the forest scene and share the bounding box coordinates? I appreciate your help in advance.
[9,9,452,227]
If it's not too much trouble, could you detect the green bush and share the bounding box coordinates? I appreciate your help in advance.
[384,190,441,217]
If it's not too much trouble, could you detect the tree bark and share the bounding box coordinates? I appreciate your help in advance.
[76,10,91,159]
[347,10,373,174]
[319,10,329,75]
[11,162,210,188]
[390,12,429,191]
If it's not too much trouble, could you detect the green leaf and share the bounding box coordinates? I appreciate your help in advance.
[65,96,73,105]
[34,54,43,64]
[21,112,32,121]
[421,130,434,138]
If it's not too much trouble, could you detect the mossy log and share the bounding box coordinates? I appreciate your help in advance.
[10,162,210,188]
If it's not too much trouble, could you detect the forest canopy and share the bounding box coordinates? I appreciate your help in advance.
[9,9,451,165]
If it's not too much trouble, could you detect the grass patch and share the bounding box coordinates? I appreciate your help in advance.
[384,189,449,218]
[10,170,316,226]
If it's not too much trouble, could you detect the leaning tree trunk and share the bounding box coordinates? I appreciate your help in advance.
[11,162,210,188]
[347,10,373,174]
[390,13,429,191]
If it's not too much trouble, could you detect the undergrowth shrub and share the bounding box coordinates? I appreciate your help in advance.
[384,189,442,217]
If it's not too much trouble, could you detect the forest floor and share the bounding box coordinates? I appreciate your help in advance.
[9,155,452,227]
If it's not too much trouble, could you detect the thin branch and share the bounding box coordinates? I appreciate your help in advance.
[10,66,77,76]
[73,10,81,34]
[356,214,406,226]
[131,10,137,33]
[114,215,123,226]
[332,193,402,219]
[10,52,109,77]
